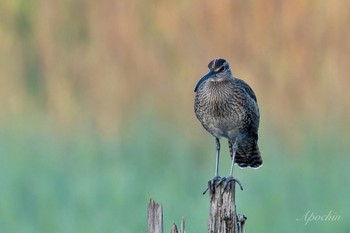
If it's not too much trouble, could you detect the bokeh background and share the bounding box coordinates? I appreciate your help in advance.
[0,0,349,232]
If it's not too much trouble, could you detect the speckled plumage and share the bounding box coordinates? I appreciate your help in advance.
[194,58,262,168]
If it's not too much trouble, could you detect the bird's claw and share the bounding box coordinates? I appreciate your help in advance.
[203,176,221,195]
[203,176,243,194]
[222,176,244,191]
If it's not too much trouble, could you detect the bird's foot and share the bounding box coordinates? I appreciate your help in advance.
[203,176,222,195]
[220,176,244,191]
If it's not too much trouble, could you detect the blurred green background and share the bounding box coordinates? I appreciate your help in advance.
[0,0,349,232]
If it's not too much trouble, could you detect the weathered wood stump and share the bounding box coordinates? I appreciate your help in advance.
[171,217,186,233]
[147,199,186,233]
[148,199,163,233]
[208,181,238,233]
[208,181,247,233]
[147,182,246,233]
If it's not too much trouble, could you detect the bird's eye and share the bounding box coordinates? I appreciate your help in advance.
[217,66,226,72]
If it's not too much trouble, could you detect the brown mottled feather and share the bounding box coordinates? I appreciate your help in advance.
[194,59,262,168]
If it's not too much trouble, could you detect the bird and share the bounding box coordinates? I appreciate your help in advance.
[194,58,262,194]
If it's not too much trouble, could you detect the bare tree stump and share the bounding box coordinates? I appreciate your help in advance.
[148,199,163,233]
[237,214,247,233]
[180,217,186,233]
[147,199,186,233]
[147,182,246,233]
[171,224,178,233]
[208,181,245,233]
[171,217,185,233]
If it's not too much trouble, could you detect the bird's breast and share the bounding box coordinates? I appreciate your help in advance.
[194,80,245,138]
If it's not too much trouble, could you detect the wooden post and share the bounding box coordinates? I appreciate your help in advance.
[147,199,186,233]
[208,182,246,233]
[237,214,247,233]
[148,199,163,233]
[147,183,246,233]
[170,217,186,233]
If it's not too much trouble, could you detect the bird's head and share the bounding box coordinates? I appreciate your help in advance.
[194,58,233,92]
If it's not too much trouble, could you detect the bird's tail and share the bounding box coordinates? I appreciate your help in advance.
[235,143,263,169]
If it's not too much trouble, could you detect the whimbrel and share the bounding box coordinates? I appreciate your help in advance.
[194,58,262,193]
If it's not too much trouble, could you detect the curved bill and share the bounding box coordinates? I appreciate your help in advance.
[194,70,215,92]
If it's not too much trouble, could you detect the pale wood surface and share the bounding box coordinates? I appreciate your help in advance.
[147,182,247,233]
[148,199,163,233]
[208,182,238,233]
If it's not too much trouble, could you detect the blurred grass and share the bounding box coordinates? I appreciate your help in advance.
[0,112,349,233]
[0,0,350,134]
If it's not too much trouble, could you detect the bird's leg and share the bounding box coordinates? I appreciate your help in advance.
[223,141,243,191]
[203,137,221,195]
[214,137,220,178]
[228,140,237,177]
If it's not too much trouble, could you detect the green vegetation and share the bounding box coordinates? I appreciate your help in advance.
[0,114,349,233]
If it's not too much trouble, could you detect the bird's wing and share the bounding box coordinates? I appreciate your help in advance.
[235,79,257,102]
